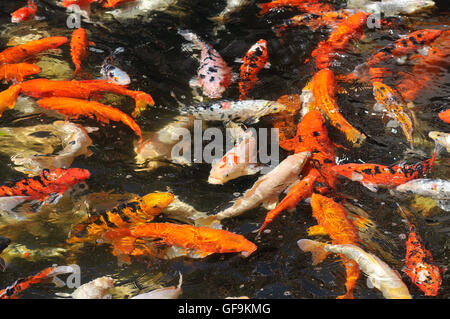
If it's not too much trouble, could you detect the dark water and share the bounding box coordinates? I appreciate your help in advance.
[0,0,449,299]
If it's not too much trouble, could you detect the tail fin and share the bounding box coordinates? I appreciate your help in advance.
[396,203,414,230]
[297,239,329,265]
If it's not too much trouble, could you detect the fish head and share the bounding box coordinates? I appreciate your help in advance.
[403,0,436,14]
[101,65,131,85]
[216,233,257,257]
[140,192,175,216]
[11,7,35,23]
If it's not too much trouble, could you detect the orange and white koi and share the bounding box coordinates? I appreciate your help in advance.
[237,39,270,100]
[70,28,89,76]
[215,151,311,220]
[330,152,437,192]
[305,69,366,146]
[397,205,442,296]
[0,265,76,299]
[11,0,38,23]
[178,29,234,99]
[258,0,334,16]
[311,12,367,69]
[0,63,40,83]
[438,109,450,124]
[298,240,412,299]
[36,97,143,143]
[6,78,154,117]
[208,126,260,184]
[0,36,68,65]
[372,80,414,146]
[129,222,257,257]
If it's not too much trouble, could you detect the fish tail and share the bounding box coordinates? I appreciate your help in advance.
[395,203,414,229]
[337,257,360,299]
[297,239,329,265]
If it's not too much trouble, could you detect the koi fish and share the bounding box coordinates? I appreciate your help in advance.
[0,36,68,65]
[298,240,412,299]
[56,276,114,299]
[311,12,367,69]
[259,168,321,232]
[429,131,450,153]
[208,126,260,184]
[10,78,154,118]
[67,192,174,263]
[178,29,234,99]
[372,81,414,146]
[364,29,443,68]
[11,121,97,175]
[281,110,337,190]
[70,28,89,76]
[307,193,361,299]
[36,97,143,143]
[392,179,450,201]
[397,31,450,101]
[306,69,366,146]
[236,39,270,100]
[129,222,257,257]
[258,0,334,16]
[135,116,194,170]
[11,0,38,23]
[131,273,182,299]
[347,0,435,15]
[100,62,131,85]
[101,0,136,7]
[209,0,252,24]
[215,152,311,220]
[273,9,355,36]
[0,63,41,83]
[438,109,450,124]
[0,265,76,299]
[330,152,437,192]
[181,99,287,124]
[0,85,21,116]
[397,205,442,296]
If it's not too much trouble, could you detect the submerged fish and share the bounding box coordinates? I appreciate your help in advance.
[0,265,76,299]
[215,151,311,219]
[347,0,435,15]
[181,99,287,124]
[429,131,450,153]
[397,205,442,296]
[70,28,90,76]
[100,47,131,85]
[57,276,114,299]
[178,29,234,99]
[131,273,182,299]
[0,63,41,83]
[208,126,260,184]
[392,178,450,200]
[298,240,412,299]
[11,121,97,175]
[11,0,38,23]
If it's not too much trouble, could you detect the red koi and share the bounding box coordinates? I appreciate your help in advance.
[11,0,37,23]
[70,28,89,76]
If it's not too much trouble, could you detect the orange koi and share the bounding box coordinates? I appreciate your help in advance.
[308,193,361,299]
[0,84,22,117]
[11,0,38,23]
[0,266,75,299]
[258,168,320,232]
[238,39,270,100]
[281,110,337,190]
[397,205,442,296]
[258,0,334,16]
[307,68,366,146]
[330,152,437,192]
[101,0,136,7]
[438,109,450,124]
[36,97,143,143]
[397,30,450,102]
[0,63,40,83]
[365,29,443,67]
[372,81,414,146]
[9,78,154,117]
[128,223,257,257]
[70,28,89,76]
[273,94,302,145]
[0,37,68,65]
[311,12,367,69]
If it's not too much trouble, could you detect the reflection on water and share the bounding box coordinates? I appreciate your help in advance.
[0,0,449,299]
